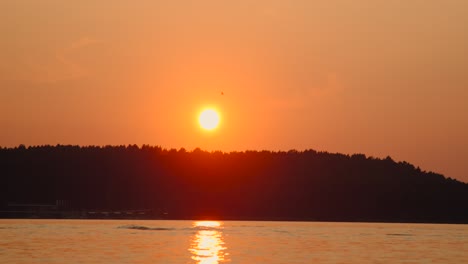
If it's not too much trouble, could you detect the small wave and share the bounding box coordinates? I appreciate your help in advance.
[182,226,222,231]
[195,226,221,230]
[0,226,17,230]
[117,225,175,231]
[273,229,289,233]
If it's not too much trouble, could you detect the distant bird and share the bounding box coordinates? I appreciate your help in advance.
[221,91,224,95]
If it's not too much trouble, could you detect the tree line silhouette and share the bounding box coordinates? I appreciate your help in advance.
[2,145,467,223]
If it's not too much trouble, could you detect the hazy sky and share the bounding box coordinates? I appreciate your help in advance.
[1,1,467,182]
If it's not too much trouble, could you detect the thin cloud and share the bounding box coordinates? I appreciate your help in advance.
[25,37,100,83]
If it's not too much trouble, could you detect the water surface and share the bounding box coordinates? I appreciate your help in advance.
[1,219,467,263]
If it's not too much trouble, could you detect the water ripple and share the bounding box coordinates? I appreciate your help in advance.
[117,225,175,231]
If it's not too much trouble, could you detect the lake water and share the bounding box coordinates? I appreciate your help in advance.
[0,220,467,263]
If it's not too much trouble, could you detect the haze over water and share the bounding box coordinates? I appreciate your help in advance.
[1,220,467,263]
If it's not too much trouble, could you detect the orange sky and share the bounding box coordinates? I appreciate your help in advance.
[1,1,467,182]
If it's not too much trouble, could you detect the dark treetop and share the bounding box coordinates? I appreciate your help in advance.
[2,145,467,223]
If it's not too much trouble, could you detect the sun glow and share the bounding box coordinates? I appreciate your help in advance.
[189,221,228,264]
[199,109,220,131]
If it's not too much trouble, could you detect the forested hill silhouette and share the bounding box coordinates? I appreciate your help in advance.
[2,145,467,223]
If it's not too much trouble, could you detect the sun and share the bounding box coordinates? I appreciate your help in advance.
[199,109,220,131]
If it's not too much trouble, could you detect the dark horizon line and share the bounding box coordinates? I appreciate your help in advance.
[0,142,427,160]
[3,143,467,222]
[3,143,454,180]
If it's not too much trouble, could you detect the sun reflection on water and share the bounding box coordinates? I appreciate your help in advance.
[189,221,229,264]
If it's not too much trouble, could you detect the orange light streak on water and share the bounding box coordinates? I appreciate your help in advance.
[189,221,229,264]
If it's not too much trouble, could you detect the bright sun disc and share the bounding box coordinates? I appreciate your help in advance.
[199,109,220,130]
